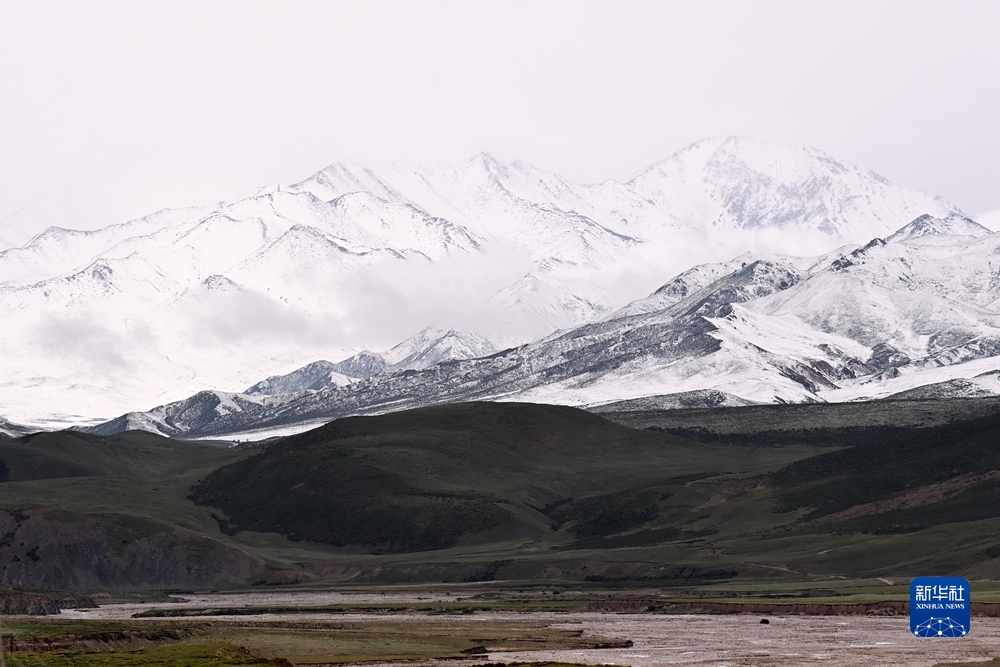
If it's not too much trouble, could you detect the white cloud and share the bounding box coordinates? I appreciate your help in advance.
[33,313,132,373]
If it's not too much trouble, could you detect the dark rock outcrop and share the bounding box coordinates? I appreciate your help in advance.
[0,590,96,615]
[0,508,264,591]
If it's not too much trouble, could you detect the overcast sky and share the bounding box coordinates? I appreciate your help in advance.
[1,0,998,243]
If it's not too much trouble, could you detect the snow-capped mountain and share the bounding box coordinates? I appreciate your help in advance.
[621,138,960,239]
[244,328,498,396]
[0,138,971,427]
[85,327,499,438]
[294,137,960,244]
[884,213,990,243]
[86,214,1000,439]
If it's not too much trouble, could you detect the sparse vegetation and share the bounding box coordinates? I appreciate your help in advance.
[0,616,621,666]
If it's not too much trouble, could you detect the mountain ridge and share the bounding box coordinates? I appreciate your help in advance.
[84,214,1000,439]
[0,138,975,427]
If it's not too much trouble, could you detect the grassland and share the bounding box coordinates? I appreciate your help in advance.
[4,400,1000,591]
[0,613,619,666]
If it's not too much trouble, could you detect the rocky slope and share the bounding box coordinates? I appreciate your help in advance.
[0,589,96,615]
[0,508,262,590]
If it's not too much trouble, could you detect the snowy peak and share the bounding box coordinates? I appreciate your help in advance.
[290,162,409,204]
[637,136,846,187]
[227,223,413,298]
[85,390,269,438]
[381,327,499,370]
[243,329,498,399]
[626,258,803,322]
[244,349,398,397]
[629,136,962,239]
[0,416,32,438]
[203,274,242,292]
[828,238,888,272]
[331,350,389,379]
[611,256,762,319]
[686,259,802,317]
[0,207,205,286]
[886,213,992,243]
[328,191,483,258]
[245,360,351,396]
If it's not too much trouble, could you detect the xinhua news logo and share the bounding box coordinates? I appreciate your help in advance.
[910,577,971,637]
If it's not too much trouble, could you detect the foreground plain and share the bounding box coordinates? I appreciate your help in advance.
[5,594,1000,666]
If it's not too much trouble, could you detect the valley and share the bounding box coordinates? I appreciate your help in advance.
[4,399,1000,665]
[3,139,1000,666]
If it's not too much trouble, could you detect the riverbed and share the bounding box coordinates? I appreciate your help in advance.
[55,593,1000,666]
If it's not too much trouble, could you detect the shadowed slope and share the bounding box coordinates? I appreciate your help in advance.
[773,412,1000,526]
[189,402,767,552]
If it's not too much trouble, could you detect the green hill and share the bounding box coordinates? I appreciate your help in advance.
[189,402,795,552]
[0,431,252,590]
[770,411,1000,533]
[6,399,1000,590]
[0,430,229,481]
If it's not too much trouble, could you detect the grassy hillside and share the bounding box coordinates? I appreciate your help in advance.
[221,402,1000,583]
[772,412,1000,518]
[700,411,1000,579]
[598,396,1000,446]
[6,399,1000,590]
[189,402,803,552]
[0,430,229,481]
[0,431,259,590]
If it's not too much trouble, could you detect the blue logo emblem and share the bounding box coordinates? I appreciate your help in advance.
[910,577,970,637]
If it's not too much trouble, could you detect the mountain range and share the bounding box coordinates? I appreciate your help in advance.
[85,212,1000,439]
[0,136,984,430]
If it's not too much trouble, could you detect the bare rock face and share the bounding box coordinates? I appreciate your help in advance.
[0,508,264,591]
